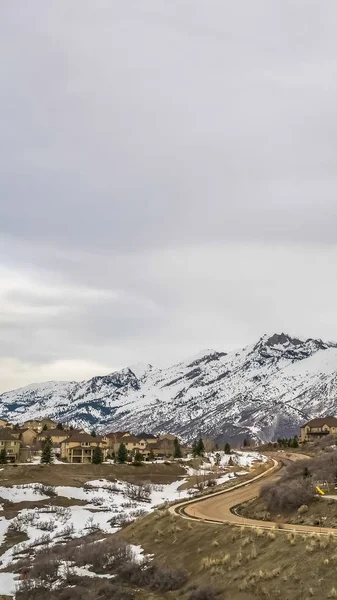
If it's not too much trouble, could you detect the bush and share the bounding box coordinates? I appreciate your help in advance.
[298,504,309,514]
[188,585,221,600]
[260,478,315,511]
[117,560,187,591]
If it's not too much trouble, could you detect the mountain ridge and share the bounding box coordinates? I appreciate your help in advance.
[1,332,337,443]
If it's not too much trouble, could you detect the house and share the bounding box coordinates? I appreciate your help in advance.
[22,419,57,433]
[60,433,109,463]
[105,431,130,450]
[37,429,69,446]
[137,433,158,445]
[10,428,37,447]
[121,435,148,454]
[300,417,337,442]
[0,429,21,462]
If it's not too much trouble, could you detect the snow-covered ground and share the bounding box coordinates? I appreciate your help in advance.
[0,452,266,597]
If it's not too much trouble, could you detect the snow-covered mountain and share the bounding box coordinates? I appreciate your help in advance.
[2,333,337,443]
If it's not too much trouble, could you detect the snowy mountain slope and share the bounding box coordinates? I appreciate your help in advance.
[1,333,337,442]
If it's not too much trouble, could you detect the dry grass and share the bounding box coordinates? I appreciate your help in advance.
[120,501,337,599]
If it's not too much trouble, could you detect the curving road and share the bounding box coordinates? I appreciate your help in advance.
[171,454,337,536]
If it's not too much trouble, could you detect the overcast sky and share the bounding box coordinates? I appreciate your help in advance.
[1,1,337,392]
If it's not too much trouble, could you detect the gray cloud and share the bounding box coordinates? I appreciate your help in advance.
[1,1,337,391]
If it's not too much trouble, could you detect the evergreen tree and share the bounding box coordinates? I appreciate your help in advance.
[56,422,64,430]
[133,450,143,465]
[70,425,74,431]
[191,440,198,458]
[224,442,231,455]
[0,448,7,464]
[92,445,103,464]
[228,456,234,466]
[42,424,48,431]
[148,449,155,461]
[173,437,182,458]
[215,452,221,467]
[243,438,249,447]
[91,429,97,437]
[197,438,205,457]
[214,442,219,451]
[41,436,53,464]
[117,442,128,464]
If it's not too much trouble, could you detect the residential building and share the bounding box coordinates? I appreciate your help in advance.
[121,435,148,454]
[37,429,69,446]
[22,419,57,433]
[11,428,37,447]
[300,417,337,442]
[0,429,21,462]
[61,433,109,463]
[137,432,158,445]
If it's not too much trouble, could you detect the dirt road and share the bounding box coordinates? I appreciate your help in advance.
[172,454,337,535]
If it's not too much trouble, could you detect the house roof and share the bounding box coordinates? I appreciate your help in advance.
[38,428,68,437]
[303,417,337,428]
[122,435,143,443]
[63,433,105,443]
[137,432,157,439]
[0,428,20,441]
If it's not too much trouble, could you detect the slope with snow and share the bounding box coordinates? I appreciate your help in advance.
[1,333,337,442]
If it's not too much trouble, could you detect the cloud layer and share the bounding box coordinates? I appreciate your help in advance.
[1,1,337,391]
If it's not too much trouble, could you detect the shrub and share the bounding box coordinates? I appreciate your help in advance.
[298,504,308,514]
[117,560,187,591]
[188,585,221,600]
[260,478,315,511]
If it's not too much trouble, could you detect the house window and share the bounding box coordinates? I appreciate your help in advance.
[81,442,90,446]
[0,442,3,446]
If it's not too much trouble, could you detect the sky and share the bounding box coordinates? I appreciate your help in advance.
[1,0,337,392]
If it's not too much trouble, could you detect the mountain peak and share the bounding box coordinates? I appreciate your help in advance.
[264,333,303,348]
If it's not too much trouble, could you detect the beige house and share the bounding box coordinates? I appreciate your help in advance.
[22,419,57,433]
[0,429,21,462]
[11,428,37,447]
[61,433,109,463]
[300,417,337,442]
[37,429,69,446]
[105,431,130,450]
[121,435,148,454]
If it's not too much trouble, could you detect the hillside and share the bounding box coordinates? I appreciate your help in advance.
[1,333,337,442]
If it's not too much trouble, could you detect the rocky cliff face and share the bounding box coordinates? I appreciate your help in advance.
[1,333,337,443]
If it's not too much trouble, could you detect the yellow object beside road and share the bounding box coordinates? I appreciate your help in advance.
[316,486,325,495]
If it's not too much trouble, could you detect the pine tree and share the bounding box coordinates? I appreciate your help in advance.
[117,442,128,464]
[42,424,48,431]
[148,449,155,461]
[0,448,7,464]
[192,440,198,458]
[134,450,143,465]
[214,442,219,451]
[224,442,231,455]
[215,452,221,467]
[197,438,205,457]
[92,445,103,464]
[173,437,182,459]
[56,422,64,430]
[91,429,97,437]
[243,438,249,447]
[41,436,53,464]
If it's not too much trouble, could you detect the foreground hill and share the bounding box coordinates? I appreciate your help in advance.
[1,333,337,442]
